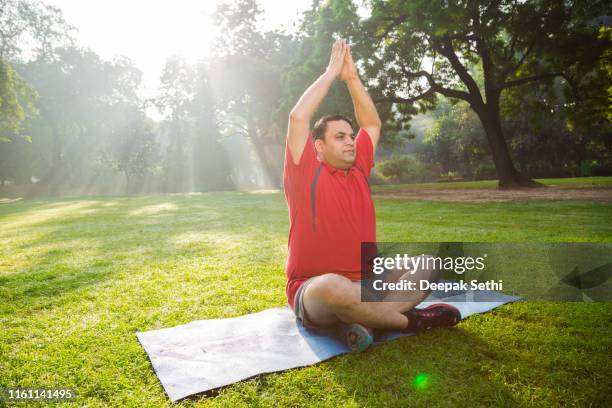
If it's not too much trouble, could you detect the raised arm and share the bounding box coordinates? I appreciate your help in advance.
[340,44,382,154]
[286,39,347,164]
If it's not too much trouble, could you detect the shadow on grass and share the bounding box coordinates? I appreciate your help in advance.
[325,328,523,407]
[324,317,607,407]
[0,193,287,315]
[177,327,523,406]
[193,306,602,406]
[0,246,118,313]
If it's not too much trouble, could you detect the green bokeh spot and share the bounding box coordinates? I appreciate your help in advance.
[413,373,431,390]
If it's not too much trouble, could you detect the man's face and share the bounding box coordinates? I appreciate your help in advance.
[315,119,356,170]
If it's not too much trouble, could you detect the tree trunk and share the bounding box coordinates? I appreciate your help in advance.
[575,134,587,177]
[474,102,544,189]
[175,133,184,192]
[124,169,131,194]
[15,168,31,185]
[43,124,63,196]
[246,118,281,188]
[170,120,185,193]
[193,129,205,191]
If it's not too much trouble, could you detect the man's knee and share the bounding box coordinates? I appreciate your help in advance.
[307,273,359,309]
[414,254,440,277]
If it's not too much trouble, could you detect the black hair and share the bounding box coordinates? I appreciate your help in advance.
[312,114,354,141]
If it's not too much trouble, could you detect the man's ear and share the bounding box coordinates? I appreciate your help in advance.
[314,139,324,154]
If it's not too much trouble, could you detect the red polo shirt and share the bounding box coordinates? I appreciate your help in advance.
[283,128,376,311]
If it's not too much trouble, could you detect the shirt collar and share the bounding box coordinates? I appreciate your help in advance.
[321,159,352,175]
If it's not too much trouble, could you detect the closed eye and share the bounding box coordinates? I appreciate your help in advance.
[336,132,355,140]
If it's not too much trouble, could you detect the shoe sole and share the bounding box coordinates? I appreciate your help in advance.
[344,323,374,353]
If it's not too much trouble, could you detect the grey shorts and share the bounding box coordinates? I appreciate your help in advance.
[292,277,321,330]
[292,268,433,329]
[291,274,388,330]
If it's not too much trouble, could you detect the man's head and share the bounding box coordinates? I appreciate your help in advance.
[313,114,356,170]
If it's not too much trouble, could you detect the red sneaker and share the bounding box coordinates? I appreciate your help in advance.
[403,303,461,332]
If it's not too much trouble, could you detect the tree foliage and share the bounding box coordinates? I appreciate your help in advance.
[0,0,74,61]
[0,0,72,146]
[210,0,296,186]
[1,0,610,195]
[0,58,37,142]
[361,0,611,188]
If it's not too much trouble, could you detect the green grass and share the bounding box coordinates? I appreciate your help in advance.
[1,189,611,407]
[372,176,612,192]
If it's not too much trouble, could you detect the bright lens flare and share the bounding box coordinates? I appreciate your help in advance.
[412,373,431,390]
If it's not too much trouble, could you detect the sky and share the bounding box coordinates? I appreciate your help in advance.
[43,0,313,118]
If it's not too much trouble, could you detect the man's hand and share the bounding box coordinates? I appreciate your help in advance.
[325,38,347,79]
[286,38,347,165]
[341,40,382,154]
[340,43,359,82]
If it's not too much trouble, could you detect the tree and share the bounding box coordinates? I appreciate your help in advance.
[0,0,72,139]
[378,154,414,180]
[154,58,233,192]
[17,47,146,193]
[279,0,360,120]
[155,57,196,192]
[189,64,232,191]
[0,0,73,61]
[363,0,611,188]
[418,98,490,178]
[211,0,296,187]
[278,0,414,152]
[0,58,37,143]
[99,104,158,193]
[0,0,73,187]
[502,76,612,178]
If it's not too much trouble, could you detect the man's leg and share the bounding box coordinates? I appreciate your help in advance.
[381,254,441,307]
[301,254,442,329]
[301,273,410,330]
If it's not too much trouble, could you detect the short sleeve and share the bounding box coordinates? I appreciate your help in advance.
[354,128,374,178]
[283,132,318,198]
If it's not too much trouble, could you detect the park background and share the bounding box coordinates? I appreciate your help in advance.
[1,0,611,406]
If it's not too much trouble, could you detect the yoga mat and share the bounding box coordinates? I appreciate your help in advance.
[136,289,520,401]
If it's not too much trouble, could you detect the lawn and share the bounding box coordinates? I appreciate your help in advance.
[371,176,612,191]
[1,181,611,406]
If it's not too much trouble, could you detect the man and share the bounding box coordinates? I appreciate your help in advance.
[283,38,460,348]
